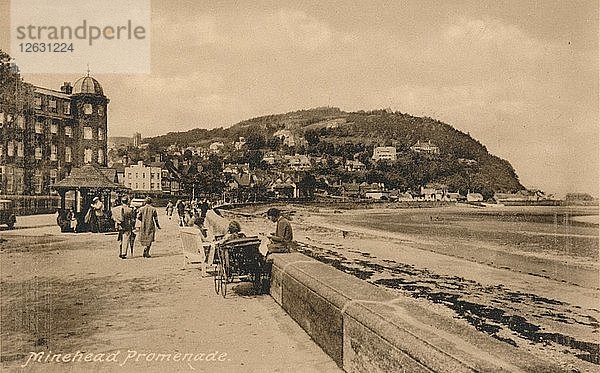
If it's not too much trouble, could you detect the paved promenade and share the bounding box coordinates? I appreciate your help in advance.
[0,211,340,372]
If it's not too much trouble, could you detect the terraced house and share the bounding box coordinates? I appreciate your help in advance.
[0,73,109,195]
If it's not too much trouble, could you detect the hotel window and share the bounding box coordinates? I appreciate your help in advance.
[84,148,93,163]
[84,103,93,115]
[64,102,71,115]
[98,149,104,164]
[35,121,43,134]
[48,99,57,113]
[7,141,14,156]
[65,126,72,137]
[17,142,23,157]
[15,168,24,194]
[65,146,72,163]
[16,115,24,129]
[34,96,42,109]
[98,128,105,140]
[50,122,58,134]
[6,169,14,193]
[98,106,104,116]
[50,145,57,161]
[35,147,42,160]
[35,170,43,193]
[84,127,93,139]
[50,169,58,185]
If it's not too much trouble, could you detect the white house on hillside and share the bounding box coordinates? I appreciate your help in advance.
[372,146,397,162]
[123,161,163,191]
[410,140,440,155]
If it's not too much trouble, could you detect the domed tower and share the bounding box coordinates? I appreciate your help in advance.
[71,73,109,167]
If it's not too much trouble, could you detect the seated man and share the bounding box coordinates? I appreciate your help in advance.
[265,207,293,258]
[252,208,295,294]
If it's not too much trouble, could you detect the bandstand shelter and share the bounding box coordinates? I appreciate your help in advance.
[52,164,129,217]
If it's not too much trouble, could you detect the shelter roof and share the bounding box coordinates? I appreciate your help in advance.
[53,165,126,190]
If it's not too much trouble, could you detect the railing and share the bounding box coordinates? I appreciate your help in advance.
[0,195,60,215]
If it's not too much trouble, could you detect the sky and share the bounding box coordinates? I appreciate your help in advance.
[1,0,598,197]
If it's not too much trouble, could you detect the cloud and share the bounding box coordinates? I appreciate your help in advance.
[154,12,217,47]
[443,17,548,60]
[221,9,335,52]
[276,9,333,50]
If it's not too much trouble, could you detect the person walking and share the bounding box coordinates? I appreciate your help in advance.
[166,201,174,220]
[114,195,136,259]
[176,199,186,227]
[200,198,209,221]
[137,197,161,258]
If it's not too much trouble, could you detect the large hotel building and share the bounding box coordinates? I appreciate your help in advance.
[0,74,109,195]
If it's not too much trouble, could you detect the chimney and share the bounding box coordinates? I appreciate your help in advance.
[60,82,73,94]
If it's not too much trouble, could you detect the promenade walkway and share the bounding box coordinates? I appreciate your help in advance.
[0,211,340,372]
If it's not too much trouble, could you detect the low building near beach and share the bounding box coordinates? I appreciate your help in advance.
[494,190,547,203]
[389,190,414,201]
[360,182,387,199]
[340,183,360,198]
[467,192,484,202]
[443,192,463,202]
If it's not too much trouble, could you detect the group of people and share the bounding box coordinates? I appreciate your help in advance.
[56,196,109,233]
[168,198,211,228]
[215,207,293,292]
[71,194,294,271]
[214,207,294,257]
[112,196,160,259]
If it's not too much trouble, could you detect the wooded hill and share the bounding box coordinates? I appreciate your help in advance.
[147,107,524,197]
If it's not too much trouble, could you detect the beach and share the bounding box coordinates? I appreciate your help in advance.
[226,203,599,370]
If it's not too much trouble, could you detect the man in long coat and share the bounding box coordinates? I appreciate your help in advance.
[137,197,161,258]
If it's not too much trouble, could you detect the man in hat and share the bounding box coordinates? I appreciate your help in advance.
[137,197,161,258]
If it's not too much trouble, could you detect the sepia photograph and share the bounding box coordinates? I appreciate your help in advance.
[0,0,598,372]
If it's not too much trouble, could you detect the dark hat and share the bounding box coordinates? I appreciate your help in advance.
[266,207,280,217]
[228,220,241,233]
